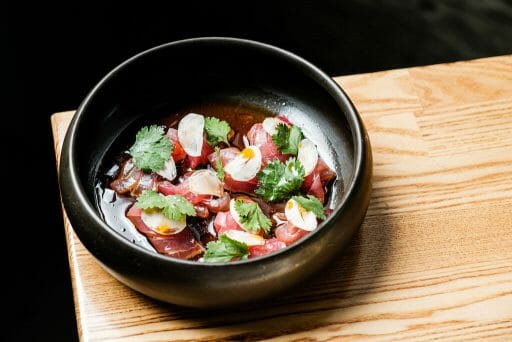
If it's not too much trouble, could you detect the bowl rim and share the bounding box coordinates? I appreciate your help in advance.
[63,36,365,268]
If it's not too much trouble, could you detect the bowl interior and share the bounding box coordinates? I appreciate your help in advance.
[73,39,355,253]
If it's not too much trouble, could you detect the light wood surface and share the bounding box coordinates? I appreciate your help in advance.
[51,55,512,341]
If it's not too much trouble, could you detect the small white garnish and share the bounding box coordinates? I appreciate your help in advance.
[224,230,265,246]
[224,146,262,181]
[297,138,318,176]
[178,113,204,157]
[188,169,224,197]
[141,209,186,235]
[156,158,177,181]
[262,117,289,136]
[284,198,318,231]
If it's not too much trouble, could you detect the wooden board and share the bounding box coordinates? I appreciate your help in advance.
[51,55,512,341]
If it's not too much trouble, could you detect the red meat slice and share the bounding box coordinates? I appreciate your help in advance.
[110,158,157,196]
[158,179,212,205]
[247,123,288,165]
[126,206,204,259]
[302,159,336,203]
[166,128,187,162]
[208,147,239,166]
[302,159,336,189]
[194,204,210,219]
[213,211,244,236]
[275,222,310,246]
[201,193,231,213]
[208,147,258,194]
[126,206,153,235]
[307,173,325,203]
[248,238,286,258]
[130,173,158,197]
[184,139,214,169]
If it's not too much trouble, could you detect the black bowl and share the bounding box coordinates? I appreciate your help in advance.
[59,37,372,308]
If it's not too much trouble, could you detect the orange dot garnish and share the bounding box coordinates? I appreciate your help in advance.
[156,225,172,235]
[298,206,307,215]
[241,147,255,159]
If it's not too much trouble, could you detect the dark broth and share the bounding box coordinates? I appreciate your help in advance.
[159,102,270,136]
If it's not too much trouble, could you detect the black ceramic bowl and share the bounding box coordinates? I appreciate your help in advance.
[59,37,372,308]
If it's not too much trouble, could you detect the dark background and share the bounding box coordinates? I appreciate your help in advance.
[4,0,512,340]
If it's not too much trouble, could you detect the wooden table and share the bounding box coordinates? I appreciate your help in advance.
[52,56,512,341]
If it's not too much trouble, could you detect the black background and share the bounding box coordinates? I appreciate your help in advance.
[4,0,512,340]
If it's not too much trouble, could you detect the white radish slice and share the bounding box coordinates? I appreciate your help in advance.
[262,117,279,136]
[262,117,289,136]
[224,146,262,181]
[178,113,204,157]
[224,230,265,246]
[297,138,319,176]
[188,169,224,197]
[157,158,177,181]
[284,199,318,231]
[141,209,186,235]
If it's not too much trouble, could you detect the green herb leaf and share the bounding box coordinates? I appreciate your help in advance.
[286,125,304,154]
[272,123,289,150]
[204,117,231,146]
[214,146,225,182]
[136,190,196,221]
[203,234,249,263]
[292,195,326,220]
[255,158,305,202]
[129,125,173,172]
[272,123,304,155]
[234,199,272,233]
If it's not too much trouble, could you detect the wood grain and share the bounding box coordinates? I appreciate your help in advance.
[52,55,512,341]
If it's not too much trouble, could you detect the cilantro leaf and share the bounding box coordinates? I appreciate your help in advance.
[234,199,272,233]
[292,195,326,220]
[255,158,305,202]
[203,234,249,263]
[136,189,167,208]
[136,190,196,221]
[214,146,225,182]
[272,123,304,155]
[272,123,289,150]
[129,125,173,172]
[286,125,304,154]
[204,117,231,146]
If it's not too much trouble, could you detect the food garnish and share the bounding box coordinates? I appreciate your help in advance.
[255,158,305,202]
[129,125,173,172]
[292,195,326,220]
[272,123,303,155]
[233,199,272,233]
[136,190,196,221]
[204,117,231,146]
[203,234,249,263]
